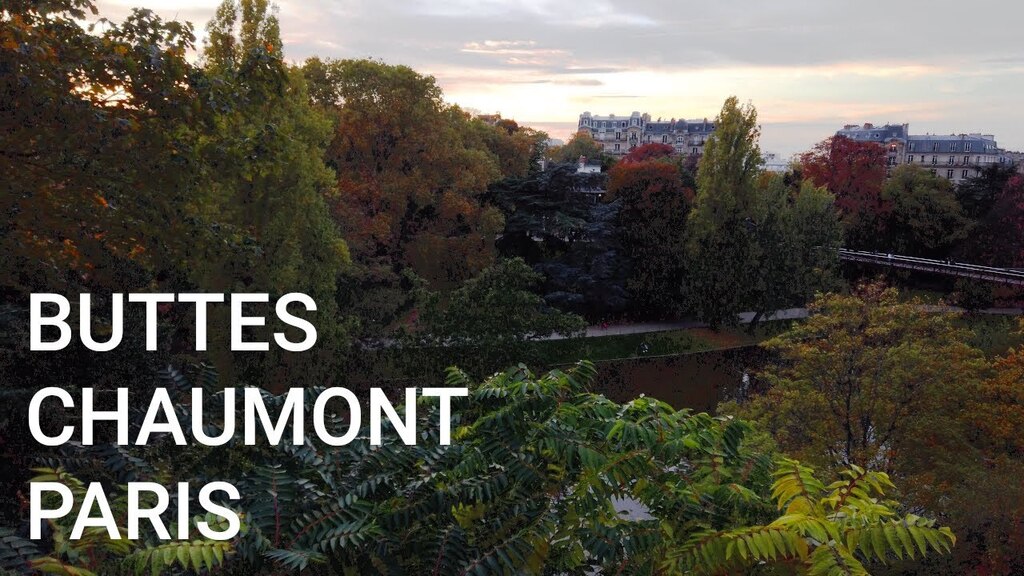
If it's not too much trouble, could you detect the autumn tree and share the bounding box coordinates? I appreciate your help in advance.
[621,142,675,163]
[464,115,549,179]
[938,319,1024,574]
[734,298,1024,575]
[725,283,988,484]
[799,136,889,249]
[0,0,199,296]
[547,131,605,165]
[307,59,507,313]
[608,158,694,316]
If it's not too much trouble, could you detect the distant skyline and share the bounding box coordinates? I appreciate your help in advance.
[96,0,1024,156]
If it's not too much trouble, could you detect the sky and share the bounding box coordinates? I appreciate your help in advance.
[95,0,1024,157]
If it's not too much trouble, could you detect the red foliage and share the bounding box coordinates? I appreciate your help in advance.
[800,136,889,243]
[621,143,675,164]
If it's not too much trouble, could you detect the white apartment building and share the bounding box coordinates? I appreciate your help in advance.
[836,123,1009,184]
[577,111,716,157]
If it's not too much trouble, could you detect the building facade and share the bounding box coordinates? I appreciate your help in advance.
[836,123,1009,184]
[577,111,716,157]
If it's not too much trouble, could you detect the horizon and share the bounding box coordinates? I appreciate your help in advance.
[96,0,1024,157]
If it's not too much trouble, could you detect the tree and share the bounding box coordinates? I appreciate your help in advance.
[943,319,1024,574]
[880,165,970,258]
[608,158,694,316]
[684,97,764,326]
[192,0,351,387]
[683,99,840,328]
[305,59,515,344]
[411,258,586,377]
[799,136,888,250]
[741,175,843,327]
[621,142,675,164]
[546,131,604,165]
[725,283,988,481]
[1,0,199,296]
[463,115,548,179]
[955,163,1018,219]
[960,172,1024,269]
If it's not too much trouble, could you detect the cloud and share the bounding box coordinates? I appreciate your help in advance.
[93,0,1024,155]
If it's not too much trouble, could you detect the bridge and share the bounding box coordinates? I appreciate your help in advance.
[838,249,1024,286]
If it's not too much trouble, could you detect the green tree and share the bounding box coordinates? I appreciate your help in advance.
[742,175,843,327]
[880,165,971,258]
[684,98,838,328]
[189,0,351,387]
[684,97,764,326]
[411,257,586,377]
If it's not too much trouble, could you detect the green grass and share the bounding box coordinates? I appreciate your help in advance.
[527,329,715,365]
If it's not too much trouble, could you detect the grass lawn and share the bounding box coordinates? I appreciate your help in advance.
[529,322,794,366]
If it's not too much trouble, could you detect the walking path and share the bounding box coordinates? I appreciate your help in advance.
[548,306,1022,341]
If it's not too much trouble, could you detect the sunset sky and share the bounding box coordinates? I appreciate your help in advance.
[97,0,1024,156]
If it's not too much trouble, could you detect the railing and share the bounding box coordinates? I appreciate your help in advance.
[838,249,1024,286]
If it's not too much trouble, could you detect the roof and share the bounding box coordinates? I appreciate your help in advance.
[836,123,908,142]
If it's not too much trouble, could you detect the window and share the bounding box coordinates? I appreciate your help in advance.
[906,155,914,164]
[932,143,939,152]
[931,155,938,165]
[965,143,972,152]
[621,121,626,128]
[615,132,621,140]
[947,169,954,179]
[950,143,958,152]
[662,135,668,143]
[692,147,699,155]
[908,142,916,151]
[948,156,955,165]
[962,170,969,179]
[964,155,970,165]
[614,143,620,152]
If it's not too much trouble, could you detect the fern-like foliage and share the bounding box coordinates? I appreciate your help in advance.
[5,363,955,576]
[18,467,239,576]
[666,459,956,575]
